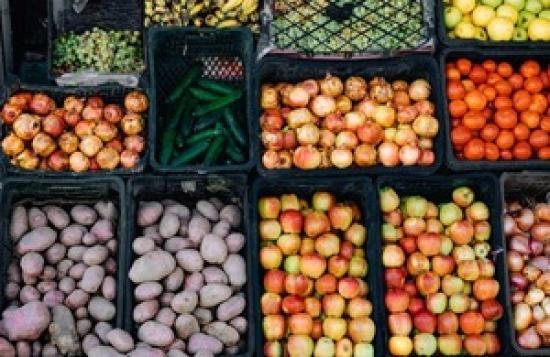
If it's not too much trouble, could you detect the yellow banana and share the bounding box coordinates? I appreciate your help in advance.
[221,0,242,13]
[190,3,204,16]
[205,14,219,26]
[241,0,257,16]
[217,19,240,28]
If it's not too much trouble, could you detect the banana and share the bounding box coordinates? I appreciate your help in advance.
[190,3,204,16]
[217,19,240,28]
[241,0,257,16]
[221,0,242,13]
[205,14,219,26]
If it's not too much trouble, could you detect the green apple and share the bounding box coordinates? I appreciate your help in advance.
[455,21,477,38]
[454,0,476,14]
[529,17,550,40]
[505,0,526,10]
[525,0,543,13]
[284,255,300,274]
[314,337,335,357]
[497,4,520,22]
[541,0,550,7]
[518,10,536,27]
[472,5,497,26]
[487,17,515,39]
[445,6,464,28]
[353,343,374,357]
[539,10,550,19]
[474,27,489,40]
[513,26,529,40]
[482,0,504,7]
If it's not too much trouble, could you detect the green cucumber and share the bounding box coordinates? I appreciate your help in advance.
[193,111,222,132]
[186,124,223,146]
[166,64,202,103]
[171,141,210,166]
[203,135,226,165]
[159,129,177,165]
[192,91,242,117]
[223,107,246,147]
[197,78,239,95]
[189,86,222,101]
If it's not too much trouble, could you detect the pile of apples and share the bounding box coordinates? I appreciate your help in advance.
[258,192,374,356]
[380,186,503,356]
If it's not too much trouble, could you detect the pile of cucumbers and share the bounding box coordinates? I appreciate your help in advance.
[159,64,247,167]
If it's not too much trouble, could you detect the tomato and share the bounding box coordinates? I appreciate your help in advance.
[494,96,513,110]
[452,118,461,128]
[494,108,518,129]
[482,59,497,73]
[469,65,487,84]
[462,110,486,130]
[456,58,472,75]
[541,71,550,89]
[520,60,541,78]
[496,130,515,150]
[485,142,500,161]
[464,139,485,160]
[447,80,466,100]
[497,62,514,78]
[449,100,468,118]
[451,125,473,146]
[513,141,533,160]
[464,90,487,111]
[520,110,540,129]
[528,93,548,114]
[541,116,550,132]
[481,85,497,101]
[447,67,461,81]
[530,130,549,148]
[513,90,532,112]
[509,74,524,90]
[494,80,513,96]
[513,123,530,141]
[462,79,475,92]
[481,124,499,142]
[524,76,544,94]
[487,73,503,86]
[538,147,550,160]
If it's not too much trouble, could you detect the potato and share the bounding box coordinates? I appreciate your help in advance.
[22,272,37,285]
[208,197,224,211]
[202,267,228,284]
[69,262,87,280]
[174,314,199,339]
[176,250,203,272]
[60,224,86,246]
[28,208,47,229]
[106,328,135,353]
[40,265,56,281]
[90,219,114,241]
[167,349,188,357]
[203,321,239,347]
[220,205,241,228]
[129,250,176,283]
[171,291,198,314]
[160,213,180,239]
[217,294,246,322]
[20,252,44,276]
[196,201,219,221]
[10,206,28,241]
[100,276,116,301]
[164,267,184,292]
[65,289,90,309]
[193,308,213,325]
[225,233,245,253]
[200,234,227,264]
[137,321,175,347]
[104,258,117,275]
[0,337,15,357]
[156,307,176,327]
[82,334,101,354]
[195,350,215,357]
[56,259,74,279]
[2,301,51,341]
[88,296,116,321]
[133,299,160,323]
[43,206,70,229]
[143,225,161,241]
[184,272,204,292]
[170,338,186,351]
[133,237,155,255]
[188,216,210,244]
[76,318,92,336]
[19,285,40,303]
[83,245,109,265]
[130,346,165,357]
[165,204,190,220]
[82,232,99,246]
[49,305,79,355]
[7,262,21,283]
[135,282,163,301]
[58,277,76,294]
[94,322,113,343]
[212,221,230,239]
[4,282,19,300]
[223,254,246,287]
[67,246,87,261]
[75,307,88,319]
[187,333,223,354]
[37,281,56,293]
[45,243,66,264]
[160,292,175,307]
[229,316,247,334]
[106,239,117,255]
[70,205,98,226]
[164,237,191,253]
[199,284,232,307]
[138,202,163,227]
[16,341,30,357]
[42,344,59,357]
[16,227,56,255]
[94,201,118,221]
[87,345,123,357]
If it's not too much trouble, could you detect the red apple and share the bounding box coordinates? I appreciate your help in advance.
[483,333,501,354]
[408,297,425,315]
[426,292,447,314]
[384,267,406,289]
[305,297,321,317]
[315,233,340,257]
[457,260,480,281]
[388,312,413,336]
[264,341,283,357]
[404,281,418,296]
[322,293,345,317]
[328,255,349,278]
[383,244,406,268]
[449,293,470,313]
[481,299,503,321]
[315,274,337,295]
[264,269,285,293]
[300,238,315,255]
[280,193,300,211]
[416,271,441,296]
[259,196,280,219]
[338,277,361,299]
[442,275,464,296]
[285,274,310,296]
[340,241,354,260]
[287,335,314,356]
[312,191,336,211]
[348,317,375,343]
[328,205,353,230]
[414,310,437,333]
[281,295,305,314]
[299,253,326,279]
[449,219,474,245]
[277,233,301,255]
[432,255,456,276]
[400,236,417,255]
[344,223,366,246]
[261,292,282,314]
[279,210,303,233]
[347,297,372,318]
[263,314,285,340]
[417,233,441,257]
[322,317,347,340]
[311,319,323,340]
[437,311,459,334]
[473,278,499,301]
[464,334,487,356]
[260,219,282,240]
[437,334,462,356]
[389,336,413,356]
[260,245,283,269]
[407,252,430,276]
[304,211,330,237]
[459,311,485,335]
[385,289,410,313]
[288,313,313,335]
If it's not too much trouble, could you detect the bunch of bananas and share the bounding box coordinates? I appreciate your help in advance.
[144,0,259,31]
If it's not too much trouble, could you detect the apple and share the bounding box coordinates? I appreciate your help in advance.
[384,209,403,226]
[353,248,365,257]
[404,196,428,218]
[473,278,499,301]
[287,334,314,357]
[311,319,323,340]
[347,297,372,318]
[340,241,354,259]
[438,334,462,356]
[442,275,464,296]
[358,280,369,296]
[344,223,366,246]
[416,271,441,296]
[452,186,475,207]
[388,312,412,336]
[322,293,346,317]
[263,314,285,340]
[282,295,305,314]
[305,297,321,317]
[483,333,501,354]
[460,311,485,334]
[449,220,474,245]
[315,273,337,295]
[432,255,456,276]
[285,274,310,296]
[440,236,453,255]
[414,333,437,356]
[304,211,331,238]
[335,338,353,357]
[383,244,406,268]
[259,196,280,219]
[452,244,475,263]
[315,233,340,257]
[280,193,300,211]
[414,310,437,333]
[481,299,503,321]
[288,313,313,335]
[261,292,282,314]
[353,343,374,357]
[348,256,368,277]
[457,260,480,281]
[312,191,336,211]
[438,311,459,334]
[277,233,301,255]
[407,252,430,276]
[504,0,526,10]
[449,293,470,313]
[384,267,406,288]
[478,258,495,278]
[416,232,441,257]
[328,255,350,278]
[264,341,283,357]
[385,288,410,313]
[314,337,335,357]
[408,296,426,315]
[427,292,448,314]
[382,223,399,242]
[300,238,315,255]
[474,221,491,241]
[388,336,413,356]
[300,253,327,279]
[403,217,427,236]
[338,277,361,299]
[426,218,444,234]
[280,210,304,234]
[260,219,282,240]
[322,317,347,340]
[284,255,301,274]
[348,317,375,343]
[464,334,487,356]
[328,204,353,230]
[482,0,504,8]
[400,236,417,254]
[264,269,286,293]
[404,281,418,296]
[260,245,283,269]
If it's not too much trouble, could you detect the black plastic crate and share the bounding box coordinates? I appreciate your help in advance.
[147,27,254,174]
[440,47,550,171]
[500,171,550,356]
[0,176,127,331]
[375,173,512,356]
[125,174,254,356]
[250,176,386,356]
[0,81,148,176]
[254,54,444,177]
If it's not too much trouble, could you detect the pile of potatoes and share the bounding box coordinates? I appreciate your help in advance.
[0,201,127,356]
[125,197,248,356]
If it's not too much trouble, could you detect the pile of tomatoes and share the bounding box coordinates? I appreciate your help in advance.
[448,58,550,161]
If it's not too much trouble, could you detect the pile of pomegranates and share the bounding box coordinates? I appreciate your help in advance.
[260,74,438,170]
[1,91,147,172]
[505,199,550,349]
[258,191,374,356]
[380,185,502,356]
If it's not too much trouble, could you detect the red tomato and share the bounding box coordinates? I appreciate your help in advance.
[497,62,514,78]
[496,130,515,150]
[513,123,530,141]
[463,110,486,130]
[530,130,549,148]
[481,124,499,142]
[451,125,473,146]
[464,139,485,160]
[456,58,472,75]
[469,65,487,84]
[513,141,533,160]
[494,108,518,129]
[485,142,500,161]
[520,60,541,78]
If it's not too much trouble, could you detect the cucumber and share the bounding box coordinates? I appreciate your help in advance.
[166,64,202,103]
[192,91,242,117]
[223,107,246,147]
[203,135,226,165]
[189,86,222,102]
[197,78,239,95]
[171,141,210,166]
